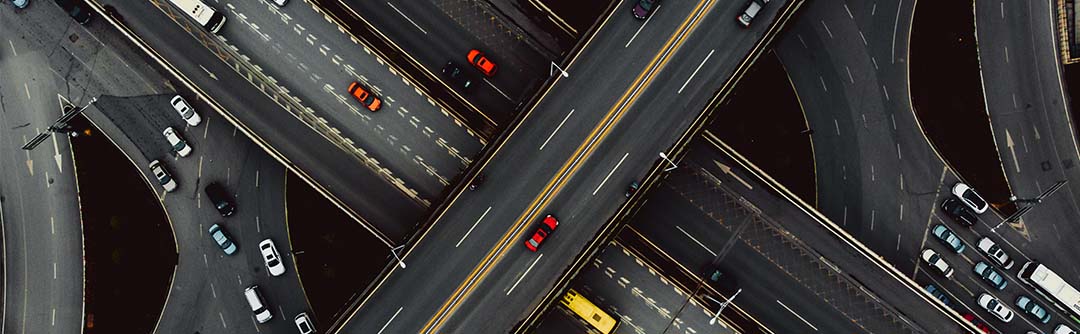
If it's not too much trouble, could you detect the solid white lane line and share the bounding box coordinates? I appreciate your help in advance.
[678,49,715,94]
[506,254,543,295]
[676,225,717,257]
[777,300,818,331]
[625,5,661,48]
[540,109,575,151]
[456,207,492,247]
[592,153,630,195]
[377,307,404,334]
[387,2,427,34]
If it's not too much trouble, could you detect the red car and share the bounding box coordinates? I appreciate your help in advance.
[524,215,559,252]
[962,313,993,334]
[347,81,382,112]
[467,49,498,77]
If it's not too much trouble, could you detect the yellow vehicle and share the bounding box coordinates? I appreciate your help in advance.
[560,289,619,334]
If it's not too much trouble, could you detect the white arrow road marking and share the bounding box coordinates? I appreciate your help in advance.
[714,160,753,190]
[52,134,62,173]
[200,65,218,80]
[1005,129,1019,173]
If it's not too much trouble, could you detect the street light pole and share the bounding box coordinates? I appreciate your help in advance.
[388,243,406,269]
[994,180,1067,232]
[550,61,569,78]
[707,288,742,325]
[659,152,677,172]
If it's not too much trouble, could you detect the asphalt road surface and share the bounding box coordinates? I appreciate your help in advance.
[332,0,793,332]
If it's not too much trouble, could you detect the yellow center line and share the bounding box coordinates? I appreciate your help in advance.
[420,0,717,332]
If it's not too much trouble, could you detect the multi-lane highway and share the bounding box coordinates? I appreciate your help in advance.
[333,0,796,332]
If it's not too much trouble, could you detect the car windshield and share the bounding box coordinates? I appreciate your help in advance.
[638,0,655,10]
[964,190,986,207]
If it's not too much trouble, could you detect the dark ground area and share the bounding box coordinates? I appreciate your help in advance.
[910,0,1015,214]
[71,115,176,334]
[521,0,615,48]
[1063,64,1080,155]
[285,174,386,326]
[710,51,816,204]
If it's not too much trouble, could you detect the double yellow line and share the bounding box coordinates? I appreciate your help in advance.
[420,0,717,332]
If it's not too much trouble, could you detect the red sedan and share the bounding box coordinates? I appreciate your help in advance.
[347,81,382,112]
[524,215,559,252]
[467,49,498,77]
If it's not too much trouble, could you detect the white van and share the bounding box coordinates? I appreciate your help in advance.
[244,285,272,323]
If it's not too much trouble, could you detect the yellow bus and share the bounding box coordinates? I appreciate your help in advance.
[560,289,619,334]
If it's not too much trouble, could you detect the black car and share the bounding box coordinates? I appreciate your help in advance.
[53,0,92,25]
[441,61,473,91]
[941,198,976,227]
[204,182,236,217]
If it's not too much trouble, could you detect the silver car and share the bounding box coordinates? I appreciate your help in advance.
[162,127,192,157]
[208,224,237,255]
[171,95,201,127]
[976,237,1014,269]
[149,160,177,192]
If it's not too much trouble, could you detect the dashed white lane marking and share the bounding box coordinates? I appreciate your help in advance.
[506,254,543,295]
[51,308,55,326]
[871,164,876,181]
[845,66,854,83]
[377,307,404,334]
[882,85,890,101]
[834,119,840,135]
[871,210,876,231]
[540,109,575,151]
[897,143,902,160]
[626,5,661,48]
[777,300,818,331]
[797,34,807,49]
[872,3,877,16]
[896,234,903,251]
[859,31,868,46]
[1000,1,1005,18]
[1004,46,1009,63]
[872,56,879,69]
[843,206,848,226]
[51,217,55,235]
[210,282,217,299]
[821,20,834,39]
[219,312,227,329]
[387,2,427,34]
[593,153,630,195]
[891,113,897,130]
[678,49,715,94]
[456,207,492,248]
[819,76,828,93]
[8,40,16,56]
[676,225,717,257]
[24,83,31,101]
[844,3,854,19]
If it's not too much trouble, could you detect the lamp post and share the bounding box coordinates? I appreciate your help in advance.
[391,245,406,269]
[550,61,569,78]
[659,152,678,172]
[706,288,742,325]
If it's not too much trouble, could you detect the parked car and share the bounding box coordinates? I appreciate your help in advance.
[977,293,1014,323]
[259,239,286,276]
[440,61,473,91]
[163,127,192,157]
[294,312,314,334]
[975,237,1014,270]
[524,214,559,252]
[466,49,497,77]
[347,81,382,112]
[208,223,237,255]
[952,182,988,214]
[736,0,770,27]
[931,224,965,253]
[924,284,950,305]
[244,285,272,323]
[941,198,976,227]
[632,0,660,19]
[962,313,993,334]
[1055,324,1077,334]
[921,248,953,278]
[204,182,236,217]
[1015,295,1051,324]
[170,95,201,127]
[149,160,177,192]
[973,262,1007,290]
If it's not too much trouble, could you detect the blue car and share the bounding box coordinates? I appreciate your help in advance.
[208,224,237,255]
[931,224,965,253]
[973,262,1007,290]
[1016,295,1051,324]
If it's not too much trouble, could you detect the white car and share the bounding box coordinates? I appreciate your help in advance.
[952,182,988,214]
[976,237,1014,270]
[736,0,770,27]
[294,312,315,334]
[977,293,1015,323]
[259,239,286,277]
[162,127,192,157]
[1055,324,1077,334]
[149,160,177,192]
[921,248,953,278]
[268,0,288,6]
[171,95,201,127]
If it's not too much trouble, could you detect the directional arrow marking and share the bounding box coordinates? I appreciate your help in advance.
[714,160,753,190]
[1005,129,1019,173]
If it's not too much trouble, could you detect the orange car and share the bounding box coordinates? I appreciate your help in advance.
[347,81,382,112]
[467,49,497,77]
